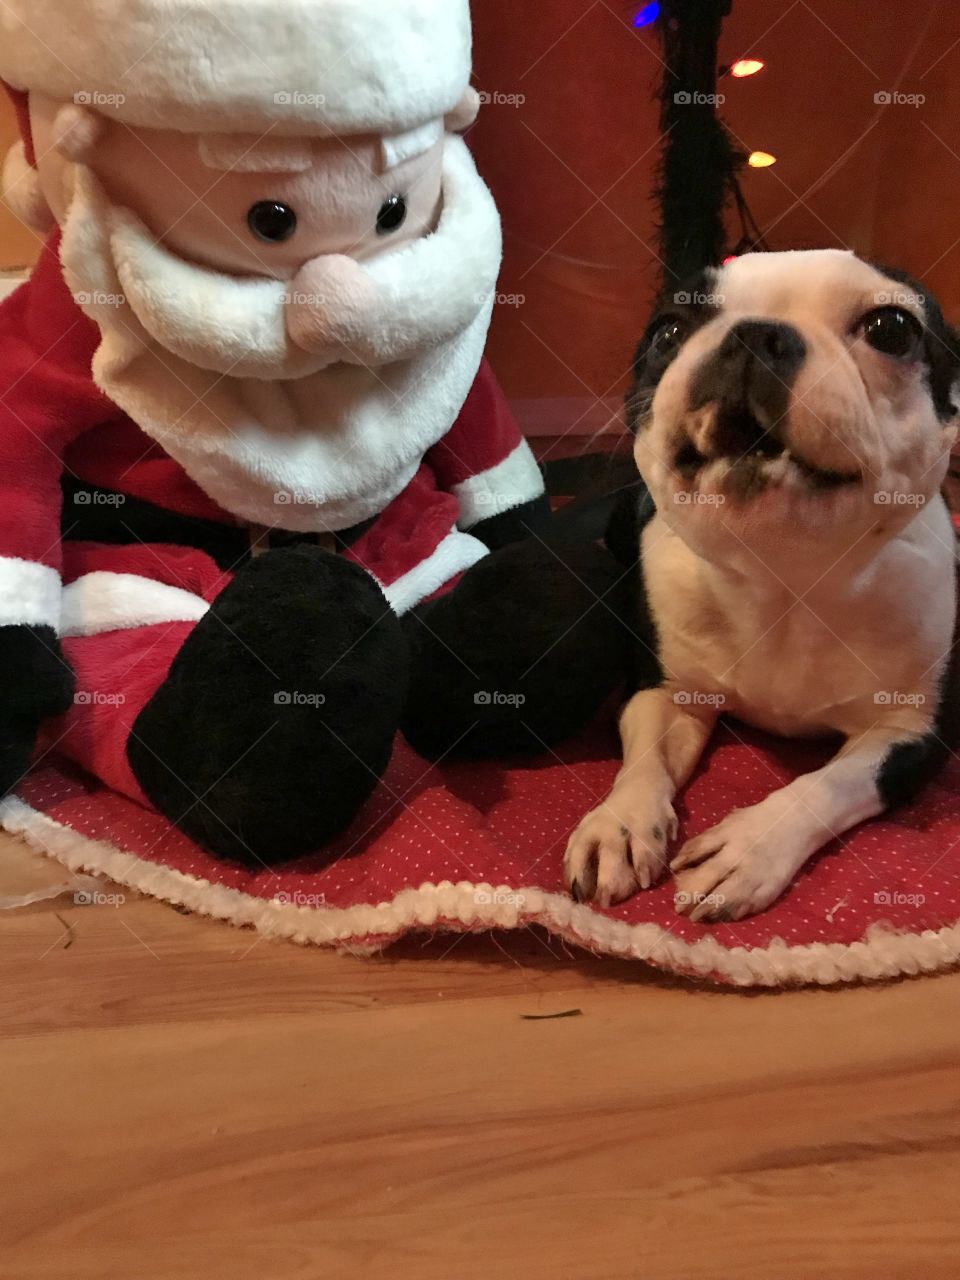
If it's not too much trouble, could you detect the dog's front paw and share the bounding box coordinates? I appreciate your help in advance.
[671,804,805,922]
[564,795,677,907]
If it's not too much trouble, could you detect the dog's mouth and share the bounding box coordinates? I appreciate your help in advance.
[673,411,861,499]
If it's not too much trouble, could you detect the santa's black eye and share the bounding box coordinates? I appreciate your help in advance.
[859,307,923,359]
[377,195,408,235]
[248,201,298,244]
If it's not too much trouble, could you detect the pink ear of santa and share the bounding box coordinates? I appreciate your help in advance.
[445,87,480,133]
[1,140,56,233]
[52,104,105,162]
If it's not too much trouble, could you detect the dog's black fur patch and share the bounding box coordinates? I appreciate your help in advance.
[401,540,634,760]
[128,547,406,864]
[602,486,663,695]
[877,570,959,808]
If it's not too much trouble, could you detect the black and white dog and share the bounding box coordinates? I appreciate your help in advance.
[565,249,959,921]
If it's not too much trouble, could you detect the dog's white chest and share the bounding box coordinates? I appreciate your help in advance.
[643,510,954,739]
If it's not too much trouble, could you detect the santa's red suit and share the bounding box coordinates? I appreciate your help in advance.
[0,232,547,810]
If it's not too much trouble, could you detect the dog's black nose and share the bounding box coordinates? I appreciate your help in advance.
[718,320,806,379]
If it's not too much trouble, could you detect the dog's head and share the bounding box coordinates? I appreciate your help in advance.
[628,249,960,569]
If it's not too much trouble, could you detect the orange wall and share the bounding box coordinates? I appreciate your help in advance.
[471,0,960,425]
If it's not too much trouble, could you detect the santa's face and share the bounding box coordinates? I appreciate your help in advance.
[31,94,444,280]
[28,95,501,381]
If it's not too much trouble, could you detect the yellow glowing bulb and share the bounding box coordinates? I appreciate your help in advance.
[731,58,765,78]
[748,150,777,168]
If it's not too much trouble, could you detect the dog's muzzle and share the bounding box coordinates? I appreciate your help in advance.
[688,319,806,459]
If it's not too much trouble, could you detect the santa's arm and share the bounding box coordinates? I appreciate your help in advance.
[0,236,110,794]
[426,361,549,549]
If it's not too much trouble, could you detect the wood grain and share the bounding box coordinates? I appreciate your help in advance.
[2,830,959,1278]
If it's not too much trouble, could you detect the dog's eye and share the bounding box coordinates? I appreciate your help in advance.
[859,307,923,359]
[248,201,298,244]
[649,319,687,358]
[377,195,408,235]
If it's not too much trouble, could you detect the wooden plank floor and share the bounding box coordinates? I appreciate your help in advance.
[2,829,960,1280]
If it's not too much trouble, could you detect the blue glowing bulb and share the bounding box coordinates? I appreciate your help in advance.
[633,1,660,27]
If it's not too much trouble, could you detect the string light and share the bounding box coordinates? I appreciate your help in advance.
[731,58,765,78]
[633,2,660,27]
[748,151,777,168]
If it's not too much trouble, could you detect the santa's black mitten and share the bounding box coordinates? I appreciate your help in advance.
[0,625,76,797]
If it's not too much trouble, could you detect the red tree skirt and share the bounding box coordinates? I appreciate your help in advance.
[3,720,959,988]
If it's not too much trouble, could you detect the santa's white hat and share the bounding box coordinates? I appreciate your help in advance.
[0,0,473,137]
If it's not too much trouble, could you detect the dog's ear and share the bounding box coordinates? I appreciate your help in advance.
[873,265,960,421]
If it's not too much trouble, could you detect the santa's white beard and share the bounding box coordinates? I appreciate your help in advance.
[57,146,499,531]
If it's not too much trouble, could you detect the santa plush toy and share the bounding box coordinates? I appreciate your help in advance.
[0,0,629,863]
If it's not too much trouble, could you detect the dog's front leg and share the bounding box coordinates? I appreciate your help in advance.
[672,725,945,922]
[564,688,717,906]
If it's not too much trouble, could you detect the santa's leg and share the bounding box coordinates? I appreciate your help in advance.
[401,540,634,760]
[57,546,407,864]
[127,547,407,863]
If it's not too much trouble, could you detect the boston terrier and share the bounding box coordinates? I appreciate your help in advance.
[565,249,960,922]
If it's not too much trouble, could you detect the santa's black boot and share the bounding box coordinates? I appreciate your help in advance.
[401,540,634,760]
[127,547,407,864]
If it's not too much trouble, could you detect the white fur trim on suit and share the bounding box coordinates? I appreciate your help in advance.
[380,530,488,615]
[0,558,61,629]
[5,793,960,989]
[453,439,546,529]
[60,573,210,638]
[0,0,472,137]
[1,141,55,234]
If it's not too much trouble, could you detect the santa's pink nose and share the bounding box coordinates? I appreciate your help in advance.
[285,254,378,355]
